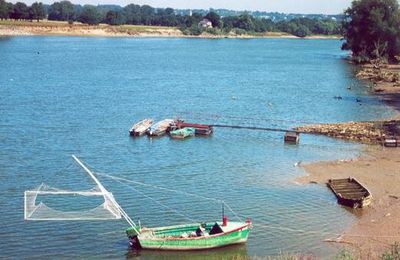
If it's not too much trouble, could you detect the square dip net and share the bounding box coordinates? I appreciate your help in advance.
[24,183,121,220]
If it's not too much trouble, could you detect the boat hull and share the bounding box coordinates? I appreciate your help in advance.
[128,222,251,250]
[129,119,153,137]
[328,177,372,209]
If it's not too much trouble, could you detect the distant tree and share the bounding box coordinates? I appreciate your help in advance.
[29,2,46,22]
[78,5,100,25]
[140,5,154,25]
[6,2,13,18]
[0,0,9,19]
[342,0,400,62]
[11,2,29,20]
[253,18,274,32]
[105,10,125,25]
[122,4,141,24]
[48,1,74,21]
[204,11,221,28]
[293,24,312,37]
[234,14,255,31]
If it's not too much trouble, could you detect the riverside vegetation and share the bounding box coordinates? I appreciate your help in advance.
[0,0,341,37]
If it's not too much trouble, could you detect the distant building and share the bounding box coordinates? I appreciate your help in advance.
[198,19,213,28]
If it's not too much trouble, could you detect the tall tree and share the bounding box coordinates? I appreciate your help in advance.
[122,4,141,24]
[105,10,125,25]
[204,11,221,28]
[0,0,9,19]
[29,2,46,22]
[78,5,99,25]
[140,5,154,25]
[342,0,400,62]
[11,2,29,20]
[48,0,74,21]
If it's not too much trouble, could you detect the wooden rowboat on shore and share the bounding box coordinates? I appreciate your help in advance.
[327,177,372,209]
[129,119,153,136]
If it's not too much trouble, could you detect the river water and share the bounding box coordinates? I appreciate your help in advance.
[0,36,395,258]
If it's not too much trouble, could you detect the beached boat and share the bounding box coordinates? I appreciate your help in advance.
[129,119,153,136]
[170,127,195,139]
[126,220,252,250]
[147,119,175,137]
[328,177,372,208]
[175,120,213,136]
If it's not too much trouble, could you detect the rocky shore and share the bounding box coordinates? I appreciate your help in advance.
[296,61,400,145]
[295,120,400,144]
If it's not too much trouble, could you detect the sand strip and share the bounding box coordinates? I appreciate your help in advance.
[297,147,400,258]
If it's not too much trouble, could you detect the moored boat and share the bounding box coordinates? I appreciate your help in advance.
[126,219,252,250]
[170,127,195,139]
[328,177,372,208]
[129,119,153,136]
[175,120,213,136]
[147,119,175,137]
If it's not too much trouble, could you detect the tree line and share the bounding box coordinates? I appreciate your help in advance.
[0,0,45,21]
[0,0,341,37]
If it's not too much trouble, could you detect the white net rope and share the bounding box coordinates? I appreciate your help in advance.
[24,183,121,220]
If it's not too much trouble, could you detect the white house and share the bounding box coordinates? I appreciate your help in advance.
[198,19,213,28]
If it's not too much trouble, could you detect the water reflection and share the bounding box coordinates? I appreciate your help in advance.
[126,244,248,259]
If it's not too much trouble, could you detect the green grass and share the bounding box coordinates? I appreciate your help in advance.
[382,243,400,260]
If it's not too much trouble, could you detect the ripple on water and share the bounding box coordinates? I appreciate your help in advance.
[0,37,395,258]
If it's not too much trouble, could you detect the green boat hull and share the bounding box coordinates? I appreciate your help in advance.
[127,221,251,250]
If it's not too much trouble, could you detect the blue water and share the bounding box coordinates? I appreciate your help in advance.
[0,36,395,259]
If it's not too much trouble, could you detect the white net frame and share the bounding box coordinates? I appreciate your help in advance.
[24,183,121,221]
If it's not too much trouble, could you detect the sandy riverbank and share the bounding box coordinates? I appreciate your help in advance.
[296,147,400,258]
[0,20,340,39]
[295,61,400,258]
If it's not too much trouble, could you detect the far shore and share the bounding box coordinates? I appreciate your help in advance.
[0,20,341,39]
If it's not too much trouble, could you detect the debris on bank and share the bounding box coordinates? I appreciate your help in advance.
[295,120,400,145]
[355,61,400,91]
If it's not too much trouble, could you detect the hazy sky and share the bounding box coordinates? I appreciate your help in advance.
[20,0,354,14]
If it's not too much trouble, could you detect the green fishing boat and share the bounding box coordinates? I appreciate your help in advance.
[126,220,252,250]
[170,127,195,139]
[25,156,252,251]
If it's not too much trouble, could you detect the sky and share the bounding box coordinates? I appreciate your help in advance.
[21,0,354,14]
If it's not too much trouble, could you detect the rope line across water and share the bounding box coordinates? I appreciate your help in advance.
[95,171,243,222]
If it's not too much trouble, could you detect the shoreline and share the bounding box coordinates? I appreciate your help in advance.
[296,63,400,258]
[0,21,340,39]
[296,147,400,258]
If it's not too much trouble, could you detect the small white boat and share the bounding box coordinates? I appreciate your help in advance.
[129,119,153,136]
[147,119,175,137]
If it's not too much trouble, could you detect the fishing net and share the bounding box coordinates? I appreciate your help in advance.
[24,183,121,220]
